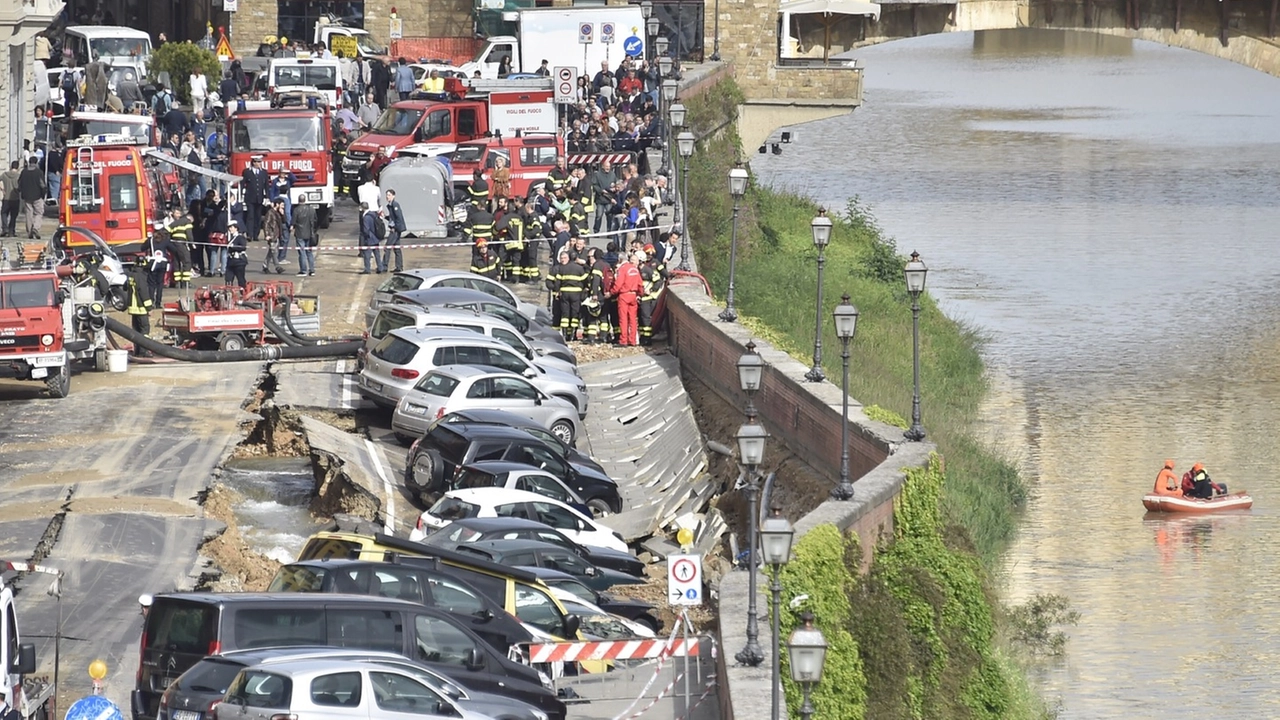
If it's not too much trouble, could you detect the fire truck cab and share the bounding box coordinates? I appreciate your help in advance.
[450,132,565,199]
[227,94,335,227]
[0,266,106,398]
[59,133,174,260]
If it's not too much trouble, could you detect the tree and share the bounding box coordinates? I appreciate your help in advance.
[147,42,221,105]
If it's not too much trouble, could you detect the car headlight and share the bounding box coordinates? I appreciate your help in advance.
[40,334,54,346]
[537,670,553,691]
[576,384,587,393]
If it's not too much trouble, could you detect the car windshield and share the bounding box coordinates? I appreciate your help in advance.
[451,145,485,163]
[372,108,425,135]
[178,658,246,693]
[231,116,324,152]
[414,372,459,397]
[89,37,150,58]
[0,279,55,308]
[274,64,338,90]
[371,310,417,340]
[429,496,480,522]
[379,273,425,293]
[548,578,595,604]
[355,34,387,55]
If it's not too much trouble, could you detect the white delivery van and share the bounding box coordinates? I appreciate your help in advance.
[63,25,152,78]
[460,6,646,80]
[267,57,345,108]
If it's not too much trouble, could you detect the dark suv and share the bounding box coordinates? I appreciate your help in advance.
[406,422,622,515]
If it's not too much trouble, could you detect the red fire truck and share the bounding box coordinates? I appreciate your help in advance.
[227,94,335,227]
[0,262,110,398]
[59,133,175,259]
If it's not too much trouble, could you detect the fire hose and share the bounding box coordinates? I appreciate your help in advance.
[105,317,361,362]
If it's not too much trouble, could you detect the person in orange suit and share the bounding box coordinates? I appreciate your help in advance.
[1153,459,1182,496]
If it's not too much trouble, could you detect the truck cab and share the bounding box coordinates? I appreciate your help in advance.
[267,57,344,108]
[227,97,335,226]
[343,99,488,185]
[450,133,563,199]
[0,566,43,716]
[63,25,152,79]
[313,16,387,61]
[60,134,171,259]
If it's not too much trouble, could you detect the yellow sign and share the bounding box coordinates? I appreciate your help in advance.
[215,34,235,60]
[329,34,358,59]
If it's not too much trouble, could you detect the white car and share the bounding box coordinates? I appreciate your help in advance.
[415,487,628,553]
[392,366,580,445]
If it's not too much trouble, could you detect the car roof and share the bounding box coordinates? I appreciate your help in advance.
[517,565,580,582]
[213,646,407,665]
[395,268,464,281]
[444,409,543,430]
[381,304,491,324]
[450,487,578,507]
[152,592,424,608]
[67,25,152,39]
[387,326,506,344]
[448,517,556,532]
[436,422,543,441]
[393,287,498,305]
[242,658,389,678]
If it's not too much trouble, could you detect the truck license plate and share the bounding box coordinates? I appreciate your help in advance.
[172,712,201,720]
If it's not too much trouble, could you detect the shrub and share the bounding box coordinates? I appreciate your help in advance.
[148,42,221,105]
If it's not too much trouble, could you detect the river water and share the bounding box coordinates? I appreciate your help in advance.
[753,28,1280,718]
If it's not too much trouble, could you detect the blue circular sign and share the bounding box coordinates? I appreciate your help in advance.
[66,696,124,720]
[623,35,644,57]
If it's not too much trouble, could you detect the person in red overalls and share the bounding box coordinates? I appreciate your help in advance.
[610,250,644,346]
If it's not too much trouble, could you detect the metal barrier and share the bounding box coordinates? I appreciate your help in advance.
[526,614,719,720]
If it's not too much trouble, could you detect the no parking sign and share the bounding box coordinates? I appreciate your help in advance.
[601,22,616,43]
[554,66,577,104]
[579,22,594,44]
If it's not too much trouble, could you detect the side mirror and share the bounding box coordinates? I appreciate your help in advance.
[533,395,542,406]
[12,643,35,674]
[522,368,537,378]
[584,566,598,577]
[563,614,581,638]
[440,683,463,700]
[472,608,495,621]
[54,289,67,305]
[464,647,485,671]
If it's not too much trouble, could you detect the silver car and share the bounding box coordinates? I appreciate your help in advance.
[364,304,577,373]
[367,268,552,327]
[217,659,488,720]
[392,365,580,445]
[360,328,589,415]
[390,286,568,348]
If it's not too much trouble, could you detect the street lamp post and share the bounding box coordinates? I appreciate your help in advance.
[641,1,654,63]
[830,294,859,501]
[803,210,833,383]
[711,0,722,61]
[720,162,748,323]
[903,251,928,441]
[787,612,828,720]
[655,35,669,60]
[734,341,767,668]
[760,506,794,720]
[657,57,674,175]
[676,129,694,271]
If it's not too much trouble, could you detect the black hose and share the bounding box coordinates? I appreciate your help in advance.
[279,296,362,345]
[261,313,305,347]
[106,317,361,361]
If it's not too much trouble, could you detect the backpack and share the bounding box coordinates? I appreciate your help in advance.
[598,262,615,295]
[60,70,76,93]
[372,213,387,241]
[153,90,171,117]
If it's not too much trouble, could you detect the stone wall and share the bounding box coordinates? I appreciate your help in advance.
[232,0,473,57]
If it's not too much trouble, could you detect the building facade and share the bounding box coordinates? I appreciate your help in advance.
[0,0,63,170]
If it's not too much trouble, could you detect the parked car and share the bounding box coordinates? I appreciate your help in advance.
[522,566,658,632]
[363,304,577,371]
[451,460,591,512]
[159,647,557,720]
[420,517,644,578]
[404,422,621,514]
[267,558,531,653]
[545,588,656,640]
[390,287,566,347]
[367,268,552,326]
[392,366,580,446]
[438,409,604,471]
[360,328,588,414]
[415,488,628,553]
[453,539,644,593]
[133,593,548,720]
[215,659,484,720]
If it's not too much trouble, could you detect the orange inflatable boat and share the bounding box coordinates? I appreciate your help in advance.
[1142,491,1253,514]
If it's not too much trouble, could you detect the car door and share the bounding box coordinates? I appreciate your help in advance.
[480,346,535,377]
[223,669,292,720]
[367,669,461,719]
[512,472,578,505]
[479,376,542,416]
[527,501,587,541]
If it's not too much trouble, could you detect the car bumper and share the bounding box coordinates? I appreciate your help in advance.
[391,404,435,436]
[357,374,411,408]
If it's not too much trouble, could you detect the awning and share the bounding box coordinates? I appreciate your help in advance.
[780,0,881,20]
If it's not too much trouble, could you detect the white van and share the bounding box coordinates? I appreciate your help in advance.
[267,57,344,108]
[63,26,151,78]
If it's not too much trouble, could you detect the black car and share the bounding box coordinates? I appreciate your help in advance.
[268,558,531,653]
[453,539,645,593]
[522,566,660,634]
[422,517,646,578]
[406,422,622,515]
[157,647,558,720]
[439,408,605,471]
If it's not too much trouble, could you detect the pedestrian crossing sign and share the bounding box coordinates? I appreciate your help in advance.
[215,34,235,61]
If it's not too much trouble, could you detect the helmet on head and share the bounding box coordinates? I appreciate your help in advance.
[1192,462,1204,472]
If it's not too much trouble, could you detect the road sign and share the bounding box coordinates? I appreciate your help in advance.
[668,553,702,606]
[215,33,235,60]
[579,22,594,45]
[601,22,616,43]
[222,0,237,10]
[554,66,576,104]
[389,17,403,40]
[66,695,123,720]
[623,34,643,58]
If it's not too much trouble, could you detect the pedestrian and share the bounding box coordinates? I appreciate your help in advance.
[224,220,248,288]
[124,265,153,357]
[0,161,20,237]
[18,158,45,240]
[356,91,380,129]
[547,248,588,342]
[394,58,415,102]
[165,207,195,290]
[206,126,229,182]
[382,189,406,273]
[240,155,269,241]
[293,198,318,277]
[203,189,228,276]
[179,130,207,202]
[494,197,524,281]
[610,251,643,346]
[261,197,288,274]
[189,67,209,112]
[370,58,390,109]
[358,202,379,274]
[491,155,511,208]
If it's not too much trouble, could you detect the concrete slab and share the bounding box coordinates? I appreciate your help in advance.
[301,416,415,537]
[274,358,374,412]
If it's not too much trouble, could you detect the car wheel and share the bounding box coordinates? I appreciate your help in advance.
[549,418,575,445]
[587,497,613,518]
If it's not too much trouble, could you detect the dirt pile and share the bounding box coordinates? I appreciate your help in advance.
[198,484,282,591]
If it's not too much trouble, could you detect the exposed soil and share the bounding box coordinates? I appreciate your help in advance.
[616,563,720,635]
[565,341,649,364]
[198,484,281,592]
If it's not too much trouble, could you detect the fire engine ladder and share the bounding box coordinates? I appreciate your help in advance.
[73,146,101,209]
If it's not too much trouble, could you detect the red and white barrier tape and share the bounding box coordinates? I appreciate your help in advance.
[527,638,700,664]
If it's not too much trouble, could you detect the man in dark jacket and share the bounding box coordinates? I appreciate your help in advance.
[240,155,269,241]
[359,202,379,274]
[381,189,406,273]
[18,158,45,239]
[370,59,391,109]
[292,199,318,276]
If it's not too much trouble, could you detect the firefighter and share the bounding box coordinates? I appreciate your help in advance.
[518,199,542,284]
[143,225,173,308]
[333,130,351,198]
[582,247,613,344]
[466,169,490,206]
[638,249,667,346]
[224,219,249,288]
[166,207,194,290]
[568,189,588,237]
[469,238,500,280]
[465,201,495,246]
[494,197,524,282]
[124,265,153,357]
[545,156,571,194]
[610,251,644,347]
[547,248,588,342]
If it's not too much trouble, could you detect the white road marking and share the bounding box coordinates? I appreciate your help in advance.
[366,438,396,534]
[346,272,370,326]
[335,359,356,409]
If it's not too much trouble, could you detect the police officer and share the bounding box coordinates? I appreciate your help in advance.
[469,238,500,279]
[143,225,174,308]
[224,219,249,288]
[547,248,588,342]
[240,155,270,241]
[494,197,524,282]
